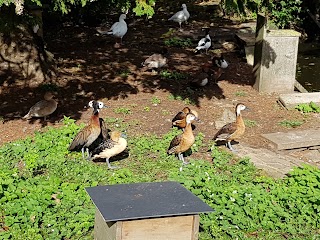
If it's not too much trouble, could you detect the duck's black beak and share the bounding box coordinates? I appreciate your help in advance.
[194,117,201,123]
[121,133,127,139]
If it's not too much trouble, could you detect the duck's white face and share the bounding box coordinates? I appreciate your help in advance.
[186,113,196,124]
[215,59,228,69]
[97,101,105,109]
[120,14,126,20]
[182,4,187,8]
[220,59,229,69]
[88,101,106,109]
[236,104,247,114]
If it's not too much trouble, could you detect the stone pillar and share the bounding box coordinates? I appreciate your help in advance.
[253,15,301,93]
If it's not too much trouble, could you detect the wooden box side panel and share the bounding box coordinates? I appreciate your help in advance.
[94,210,118,240]
[120,215,199,240]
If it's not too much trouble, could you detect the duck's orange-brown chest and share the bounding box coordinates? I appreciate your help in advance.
[230,115,245,140]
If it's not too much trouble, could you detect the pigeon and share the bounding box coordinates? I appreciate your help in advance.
[97,14,127,45]
[168,4,190,29]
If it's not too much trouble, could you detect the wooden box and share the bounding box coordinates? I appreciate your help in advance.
[86,182,213,240]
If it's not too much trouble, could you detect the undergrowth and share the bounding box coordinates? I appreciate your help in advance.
[1,117,320,239]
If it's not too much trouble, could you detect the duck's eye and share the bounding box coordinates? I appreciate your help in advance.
[88,101,94,108]
[98,102,104,108]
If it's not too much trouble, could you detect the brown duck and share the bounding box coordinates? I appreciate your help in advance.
[22,92,57,120]
[213,103,248,152]
[172,107,199,130]
[168,113,198,164]
[69,100,107,159]
[90,131,127,169]
[141,48,168,71]
[190,55,229,87]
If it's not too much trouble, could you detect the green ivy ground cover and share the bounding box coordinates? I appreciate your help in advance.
[1,117,320,239]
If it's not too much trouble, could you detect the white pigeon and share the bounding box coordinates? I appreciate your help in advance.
[168,4,190,29]
[97,14,127,44]
[195,29,211,54]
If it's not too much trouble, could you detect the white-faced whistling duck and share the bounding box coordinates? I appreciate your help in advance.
[172,106,199,130]
[22,92,58,121]
[213,103,248,152]
[69,100,107,159]
[168,113,198,164]
[88,117,110,153]
[90,131,127,169]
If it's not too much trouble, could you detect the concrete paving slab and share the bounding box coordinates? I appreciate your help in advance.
[262,129,320,150]
[235,144,304,178]
[279,92,320,109]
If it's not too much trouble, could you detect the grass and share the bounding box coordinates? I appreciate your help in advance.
[279,119,303,128]
[114,107,131,115]
[117,68,131,78]
[295,102,320,113]
[167,92,196,106]
[151,96,161,105]
[1,117,320,239]
[244,119,257,128]
[164,37,193,48]
[160,70,188,81]
[161,110,170,115]
[235,91,247,97]
[144,106,151,112]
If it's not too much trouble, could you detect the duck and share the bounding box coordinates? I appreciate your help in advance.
[141,48,168,71]
[90,131,127,169]
[167,113,198,164]
[22,92,57,121]
[88,117,110,153]
[213,103,248,152]
[168,4,190,29]
[189,55,229,87]
[195,28,211,54]
[172,106,199,130]
[189,65,211,88]
[211,55,229,83]
[97,14,127,45]
[69,100,108,159]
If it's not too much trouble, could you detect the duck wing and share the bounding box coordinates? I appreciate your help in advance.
[69,125,100,151]
[108,21,127,37]
[91,138,117,156]
[168,10,185,22]
[89,118,110,152]
[24,99,57,118]
[167,134,183,154]
[172,111,186,123]
[213,122,237,141]
[190,72,209,87]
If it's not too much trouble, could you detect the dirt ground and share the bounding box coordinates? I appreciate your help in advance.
[0,4,319,163]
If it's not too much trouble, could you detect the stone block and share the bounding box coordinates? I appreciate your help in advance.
[253,15,301,93]
[279,92,320,109]
[262,129,320,150]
